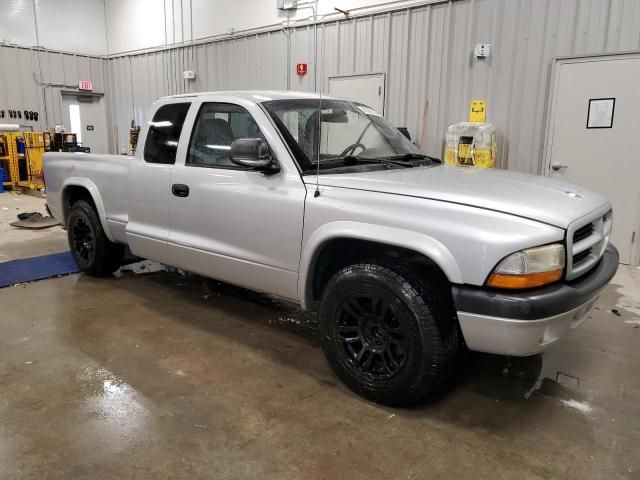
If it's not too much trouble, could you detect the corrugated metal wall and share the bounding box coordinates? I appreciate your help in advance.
[108,0,640,172]
[107,31,288,151]
[0,45,107,132]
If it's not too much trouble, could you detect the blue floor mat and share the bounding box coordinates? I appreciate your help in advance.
[0,251,80,288]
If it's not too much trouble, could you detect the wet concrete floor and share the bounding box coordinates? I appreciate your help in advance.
[0,263,638,479]
[0,193,67,262]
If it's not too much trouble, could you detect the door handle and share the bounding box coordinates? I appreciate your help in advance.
[551,162,568,171]
[171,184,190,197]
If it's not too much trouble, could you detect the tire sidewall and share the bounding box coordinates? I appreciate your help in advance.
[67,202,99,270]
[319,264,432,400]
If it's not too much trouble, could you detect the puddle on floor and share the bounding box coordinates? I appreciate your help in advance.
[113,260,631,409]
[115,260,317,340]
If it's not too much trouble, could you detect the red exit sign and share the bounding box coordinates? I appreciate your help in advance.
[79,80,93,91]
[296,63,308,76]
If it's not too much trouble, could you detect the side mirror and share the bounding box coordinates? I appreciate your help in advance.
[229,138,279,173]
[397,127,411,141]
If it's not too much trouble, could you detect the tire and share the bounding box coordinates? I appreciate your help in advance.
[67,200,124,277]
[319,260,459,406]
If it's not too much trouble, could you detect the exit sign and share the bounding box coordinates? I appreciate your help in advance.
[79,80,93,91]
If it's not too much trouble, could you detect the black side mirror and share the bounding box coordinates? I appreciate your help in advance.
[397,127,411,141]
[229,138,279,173]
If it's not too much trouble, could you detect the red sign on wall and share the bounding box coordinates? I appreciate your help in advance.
[79,80,93,91]
[296,63,308,76]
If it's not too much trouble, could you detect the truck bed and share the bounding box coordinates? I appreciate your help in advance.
[44,152,131,240]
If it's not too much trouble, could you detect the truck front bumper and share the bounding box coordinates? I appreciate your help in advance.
[452,244,619,356]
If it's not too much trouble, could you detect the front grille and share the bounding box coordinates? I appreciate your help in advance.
[566,208,612,281]
[572,248,592,266]
[573,223,594,243]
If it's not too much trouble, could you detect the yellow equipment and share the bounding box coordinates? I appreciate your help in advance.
[0,131,51,191]
[0,135,13,187]
[444,122,496,169]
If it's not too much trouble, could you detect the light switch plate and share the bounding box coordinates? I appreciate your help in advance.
[474,43,491,58]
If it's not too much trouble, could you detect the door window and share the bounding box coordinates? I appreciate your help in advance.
[69,104,82,144]
[143,103,191,164]
[187,103,265,168]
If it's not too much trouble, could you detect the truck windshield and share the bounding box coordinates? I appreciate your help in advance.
[262,99,424,173]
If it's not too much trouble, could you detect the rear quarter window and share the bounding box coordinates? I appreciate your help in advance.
[143,103,191,164]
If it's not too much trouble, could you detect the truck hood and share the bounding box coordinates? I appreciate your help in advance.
[308,166,609,228]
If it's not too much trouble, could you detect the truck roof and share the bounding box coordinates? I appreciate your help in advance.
[159,90,338,102]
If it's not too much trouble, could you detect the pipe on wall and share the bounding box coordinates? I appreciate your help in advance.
[31,0,50,127]
[108,0,455,57]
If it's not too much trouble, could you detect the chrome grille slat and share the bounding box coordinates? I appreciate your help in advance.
[572,232,603,253]
[572,248,592,266]
[573,223,594,243]
[565,207,612,281]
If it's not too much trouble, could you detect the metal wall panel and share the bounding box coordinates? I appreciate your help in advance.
[107,56,134,152]
[89,57,106,93]
[62,54,79,87]
[0,46,106,134]
[45,52,66,85]
[105,0,640,171]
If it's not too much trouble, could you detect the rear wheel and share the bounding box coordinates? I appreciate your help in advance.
[319,260,459,406]
[67,200,124,276]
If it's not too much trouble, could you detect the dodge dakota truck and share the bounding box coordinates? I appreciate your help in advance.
[44,91,619,405]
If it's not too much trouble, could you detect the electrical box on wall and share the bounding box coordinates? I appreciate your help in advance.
[183,70,196,80]
[474,43,491,58]
[277,0,297,10]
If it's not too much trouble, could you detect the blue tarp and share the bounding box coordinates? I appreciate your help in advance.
[0,251,79,288]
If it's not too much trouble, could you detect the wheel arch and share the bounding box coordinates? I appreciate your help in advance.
[61,178,114,242]
[298,222,463,310]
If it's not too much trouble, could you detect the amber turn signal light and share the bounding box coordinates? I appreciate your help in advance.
[486,268,563,289]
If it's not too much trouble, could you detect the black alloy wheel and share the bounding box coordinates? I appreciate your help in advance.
[69,214,96,267]
[66,200,124,276]
[335,293,409,379]
[319,260,459,406]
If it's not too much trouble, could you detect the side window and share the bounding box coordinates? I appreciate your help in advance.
[143,103,190,164]
[187,103,265,168]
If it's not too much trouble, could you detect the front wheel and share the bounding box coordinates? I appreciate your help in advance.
[67,200,124,276]
[319,261,459,406]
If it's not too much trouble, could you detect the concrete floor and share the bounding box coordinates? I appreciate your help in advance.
[0,192,67,261]
[1,194,639,479]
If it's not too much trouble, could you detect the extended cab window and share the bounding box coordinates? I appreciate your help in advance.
[143,102,190,164]
[187,103,265,168]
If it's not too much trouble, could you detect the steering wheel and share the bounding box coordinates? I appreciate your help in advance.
[338,142,366,158]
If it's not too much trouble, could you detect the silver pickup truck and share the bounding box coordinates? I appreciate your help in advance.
[44,91,618,405]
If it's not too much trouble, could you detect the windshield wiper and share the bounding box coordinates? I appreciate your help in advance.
[386,153,427,160]
[338,155,417,168]
[388,153,442,164]
[384,153,442,164]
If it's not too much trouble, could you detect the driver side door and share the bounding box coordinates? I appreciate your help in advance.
[167,99,307,301]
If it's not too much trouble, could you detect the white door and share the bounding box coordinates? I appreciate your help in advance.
[544,54,640,265]
[329,74,385,114]
[61,94,109,153]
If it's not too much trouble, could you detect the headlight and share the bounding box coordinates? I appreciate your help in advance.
[486,244,565,289]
